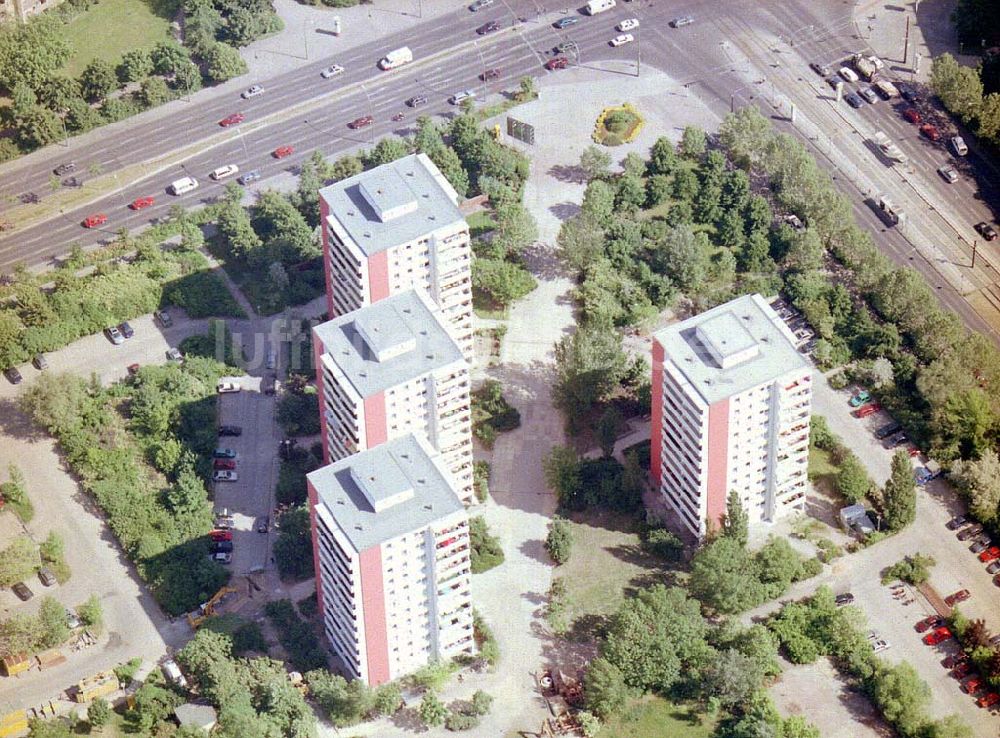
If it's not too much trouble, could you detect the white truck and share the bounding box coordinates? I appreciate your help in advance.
[873,131,908,164]
[852,53,879,81]
[378,46,413,70]
[871,194,903,226]
[585,0,615,14]
[873,79,899,99]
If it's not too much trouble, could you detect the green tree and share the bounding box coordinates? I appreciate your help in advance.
[305,669,374,727]
[372,683,403,716]
[836,453,872,503]
[172,62,203,95]
[517,75,537,102]
[472,258,536,307]
[470,690,493,716]
[688,536,763,614]
[254,190,317,260]
[225,6,262,47]
[14,105,63,149]
[470,516,504,573]
[930,53,983,123]
[77,594,103,631]
[704,649,767,709]
[273,505,314,581]
[117,48,153,83]
[721,490,749,547]
[978,92,1000,140]
[139,76,173,108]
[579,145,611,180]
[580,179,616,223]
[493,203,538,256]
[418,691,448,727]
[0,535,39,587]
[37,75,81,113]
[80,59,118,101]
[950,449,1000,523]
[584,657,630,719]
[882,450,916,531]
[292,158,322,226]
[217,200,263,260]
[647,135,678,176]
[596,405,622,458]
[543,446,581,507]
[869,661,931,737]
[556,213,605,274]
[37,596,70,648]
[151,41,192,76]
[553,324,629,425]
[88,699,112,727]
[362,137,409,167]
[545,517,574,565]
[203,42,248,83]
[656,224,710,290]
[0,15,71,91]
[679,125,707,159]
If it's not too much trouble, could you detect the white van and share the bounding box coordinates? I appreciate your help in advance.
[950,136,968,156]
[585,0,615,14]
[379,46,413,71]
[168,176,199,195]
[210,164,239,181]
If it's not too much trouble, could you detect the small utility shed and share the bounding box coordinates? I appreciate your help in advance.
[174,704,217,732]
[839,504,876,536]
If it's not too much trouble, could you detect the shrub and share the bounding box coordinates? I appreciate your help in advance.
[470,516,504,573]
[445,712,478,731]
[418,692,448,727]
[87,699,112,726]
[264,599,327,672]
[473,610,499,666]
[77,595,103,632]
[545,517,574,565]
[880,554,935,585]
[470,690,493,716]
[641,526,683,561]
[473,461,490,503]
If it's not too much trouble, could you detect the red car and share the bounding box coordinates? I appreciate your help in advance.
[978,546,1000,562]
[951,662,972,679]
[127,363,140,375]
[130,196,155,210]
[915,616,941,633]
[854,402,880,418]
[347,117,373,130]
[907,445,920,457]
[922,626,952,646]
[82,214,107,228]
[219,113,245,127]
[213,459,236,471]
[945,589,971,606]
[942,653,967,669]
[963,676,983,694]
[273,145,294,158]
[210,529,233,542]
[978,692,1000,709]
[903,108,921,125]
[545,56,569,71]
[919,123,940,141]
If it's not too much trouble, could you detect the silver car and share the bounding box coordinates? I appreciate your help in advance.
[241,85,264,99]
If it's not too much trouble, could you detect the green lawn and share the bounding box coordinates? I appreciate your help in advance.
[596,696,718,738]
[466,210,496,238]
[61,0,177,77]
[556,510,669,626]
[808,445,838,494]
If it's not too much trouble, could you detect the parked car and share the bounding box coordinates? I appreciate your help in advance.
[166,348,184,362]
[4,367,23,385]
[127,363,140,376]
[970,540,990,554]
[213,470,238,482]
[104,326,125,345]
[826,75,842,90]
[915,616,941,633]
[618,18,639,31]
[849,390,871,407]
[219,425,243,436]
[241,84,264,99]
[958,525,984,541]
[945,589,971,606]
[903,108,922,125]
[839,66,859,82]
[919,123,940,141]
[320,64,345,78]
[854,402,881,418]
[937,165,959,184]
[480,68,502,81]
[810,62,832,76]
[154,309,173,327]
[962,676,983,694]
[977,692,1000,709]
[610,33,635,47]
[858,87,878,103]
[978,546,1000,562]
[942,653,967,669]
[871,638,890,653]
[273,145,294,159]
[922,626,952,645]
[211,540,234,553]
[54,162,76,176]
[130,196,155,210]
[213,448,238,459]
[900,84,921,103]
[213,552,233,564]
[986,560,1000,574]
[950,135,968,156]
[32,354,47,370]
[12,582,33,601]
[669,16,694,27]
[162,659,188,688]
[834,593,855,607]
[214,459,237,471]
[210,529,233,542]
[975,222,998,241]
[844,92,863,108]
[118,321,134,339]
[37,567,57,587]
[66,609,82,629]
[874,421,901,439]
[217,380,241,393]
[257,515,270,533]
[448,90,477,105]
[951,662,973,679]
[469,0,493,10]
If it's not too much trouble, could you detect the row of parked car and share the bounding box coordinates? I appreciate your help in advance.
[915,612,1000,709]
[947,517,1000,587]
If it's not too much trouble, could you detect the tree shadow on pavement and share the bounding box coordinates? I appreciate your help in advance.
[547,163,588,184]
[519,537,551,566]
[0,397,49,442]
[519,239,568,282]
[549,201,581,222]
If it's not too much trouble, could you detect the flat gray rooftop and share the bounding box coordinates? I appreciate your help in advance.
[653,293,808,405]
[313,289,463,397]
[319,152,464,257]
[309,434,464,551]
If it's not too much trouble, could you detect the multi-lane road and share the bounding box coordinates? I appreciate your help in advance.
[0,0,850,272]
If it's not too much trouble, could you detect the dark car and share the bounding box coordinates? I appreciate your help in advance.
[958,524,984,541]
[4,367,22,385]
[874,422,902,439]
[987,560,1000,574]
[480,68,502,81]
[899,84,921,103]
[476,20,500,34]
[237,170,261,186]
[844,92,863,108]
[219,425,243,437]
[154,309,173,327]
[37,567,57,587]
[257,515,270,533]
[12,582,33,601]
[211,540,234,554]
[553,17,579,29]
[834,593,855,607]
[826,76,842,90]
[810,62,832,76]
[406,95,428,107]
[971,540,990,554]
[62,176,83,188]
[946,515,968,530]
[54,163,76,176]
[975,222,998,241]
[118,321,134,339]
